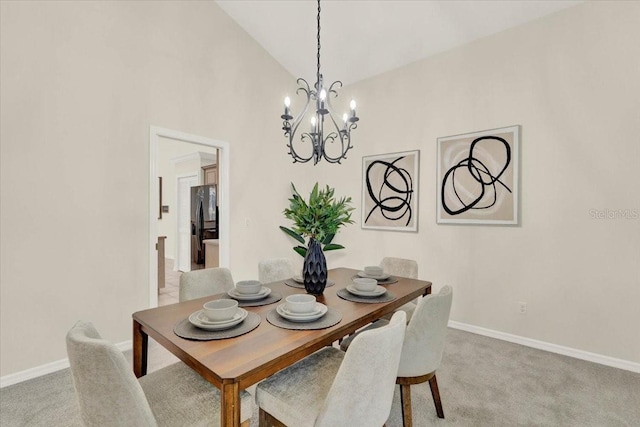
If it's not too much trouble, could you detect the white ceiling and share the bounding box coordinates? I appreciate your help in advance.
[216,0,582,86]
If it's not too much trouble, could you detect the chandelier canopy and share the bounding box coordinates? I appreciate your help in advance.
[280,0,359,165]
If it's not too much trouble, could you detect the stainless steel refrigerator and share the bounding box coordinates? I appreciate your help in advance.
[191,184,217,265]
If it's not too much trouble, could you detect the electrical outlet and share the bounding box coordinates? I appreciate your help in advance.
[518,302,527,314]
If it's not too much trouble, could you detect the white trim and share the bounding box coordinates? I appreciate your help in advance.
[149,126,231,308]
[171,151,217,165]
[448,320,640,373]
[0,341,132,389]
[4,321,639,388]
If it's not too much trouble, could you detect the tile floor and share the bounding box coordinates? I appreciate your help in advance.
[158,258,204,306]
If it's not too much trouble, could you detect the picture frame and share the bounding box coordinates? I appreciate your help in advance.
[437,125,520,225]
[362,150,419,232]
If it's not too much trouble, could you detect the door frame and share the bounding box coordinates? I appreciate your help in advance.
[149,126,230,307]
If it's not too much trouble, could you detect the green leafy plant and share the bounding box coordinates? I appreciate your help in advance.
[280,182,355,257]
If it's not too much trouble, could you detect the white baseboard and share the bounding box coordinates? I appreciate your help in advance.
[0,340,132,389]
[4,322,639,388]
[448,320,640,374]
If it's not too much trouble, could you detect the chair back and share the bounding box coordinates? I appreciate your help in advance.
[258,258,296,284]
[66,321,157,427]
[397,286,453,377]
[315,311,407,427]
[179,267,234,302]
[380,257,418,279]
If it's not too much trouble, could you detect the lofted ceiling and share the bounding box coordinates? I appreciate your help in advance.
[216,0,582,86]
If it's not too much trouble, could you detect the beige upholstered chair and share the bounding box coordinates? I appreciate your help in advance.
[381,257,419,321]
[256,311,407,427]
[66,321,253,427]
[396,286,452,424]
[179,267,235,302]
[258,258,296,284]
[340,286,453,426]
[380,257,418,279]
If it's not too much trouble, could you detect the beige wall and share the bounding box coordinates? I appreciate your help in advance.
[1,0,638,379]
[0,0,306,376]
[330,1,640,363]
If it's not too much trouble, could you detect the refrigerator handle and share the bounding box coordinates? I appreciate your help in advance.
[195,200,203,253]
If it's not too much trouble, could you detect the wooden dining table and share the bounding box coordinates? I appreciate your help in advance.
[132,267,432,427]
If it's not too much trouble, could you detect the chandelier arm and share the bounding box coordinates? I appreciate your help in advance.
[322,128,351,164]
[286,79,315,163]
[326,80,343,98]
[290,133,316,164]
[322,84,354,163]
[289,80,312,138]
[320,131,345,164]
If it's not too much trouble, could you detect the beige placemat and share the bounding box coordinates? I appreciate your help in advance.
[336,288,397,304]
[234,291,283,307]
[284,279,336,289]
[266,306,342,330]
[350,275,399,285]
[174,312,261,341]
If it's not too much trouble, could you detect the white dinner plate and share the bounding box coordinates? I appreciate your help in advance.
[227,286,271,301]
[189,308,248,330]
[276,303,327,322]
[357,271,391,281]
[194,310,243,326]
[346,284,387,297]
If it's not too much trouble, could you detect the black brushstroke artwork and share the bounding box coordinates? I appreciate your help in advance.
[365,156,414,226]
[441,136,511,216]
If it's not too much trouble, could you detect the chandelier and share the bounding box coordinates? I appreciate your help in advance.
[280,0,359,165]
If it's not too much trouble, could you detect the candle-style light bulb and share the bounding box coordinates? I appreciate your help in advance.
[320,89,327,100]
[342,113,348,123]
[283,96,291,119]
[349,99,357,120]
[311,116,317,128]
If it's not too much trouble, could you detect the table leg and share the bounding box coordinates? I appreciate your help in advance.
[133,320,148,378]
[220,380,240,427]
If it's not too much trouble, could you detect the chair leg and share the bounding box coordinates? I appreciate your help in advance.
[259,408,286,427]
[259,408,268,427]
[399,383,413,427]
[429,374,444,418]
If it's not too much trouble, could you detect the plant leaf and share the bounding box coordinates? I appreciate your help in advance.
[322,233,335,245]
[293,246,307,257]
[279,226,305,244]
[322,243,344,252]
[281,182,354,253]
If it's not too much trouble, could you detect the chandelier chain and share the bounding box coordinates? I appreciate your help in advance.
[316,0,321,85]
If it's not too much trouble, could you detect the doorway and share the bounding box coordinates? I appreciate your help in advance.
[149,126,230,307]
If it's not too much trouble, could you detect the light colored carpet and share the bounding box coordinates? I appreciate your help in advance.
[1,328,639,426]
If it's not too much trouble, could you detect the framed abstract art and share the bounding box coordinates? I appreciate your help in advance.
[437,125,520,225]
[362,150,419,232]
